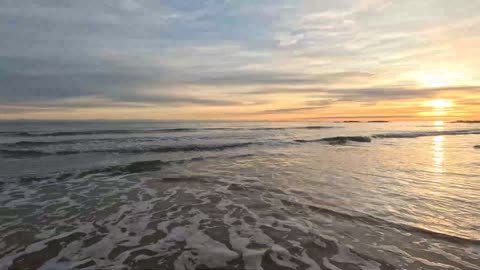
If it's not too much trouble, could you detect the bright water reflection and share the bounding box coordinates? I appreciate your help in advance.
[432,136,445,173]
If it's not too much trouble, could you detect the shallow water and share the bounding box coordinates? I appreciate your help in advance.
[0,121,479,270]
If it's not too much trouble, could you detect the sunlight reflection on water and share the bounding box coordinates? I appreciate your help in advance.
[432,136,445,173]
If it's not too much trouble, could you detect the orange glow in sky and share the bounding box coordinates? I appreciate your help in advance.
[1,1,480,121]
[426,99,454,109]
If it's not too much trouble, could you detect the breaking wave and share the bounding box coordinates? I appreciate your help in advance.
[4,129,480,158]
[0,126,338,137]
[301,201,480,245]
[373,128,480,139]
[1,128,197,137]
[0,136,373,158]
[1,137,176,148]
[0,142,257,158]
[0,149,47,158]
[295,136,372,144]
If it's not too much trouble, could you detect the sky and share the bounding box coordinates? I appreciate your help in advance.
[1,0,480,121]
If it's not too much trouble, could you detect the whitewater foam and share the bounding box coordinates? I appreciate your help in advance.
[0,126,338,138]
[373,129,480,139]
[295,136,372,144]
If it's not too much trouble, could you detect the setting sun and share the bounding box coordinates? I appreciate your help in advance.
[426,99,454,109]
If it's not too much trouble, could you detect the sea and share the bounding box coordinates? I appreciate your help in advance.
[0,120,479,270]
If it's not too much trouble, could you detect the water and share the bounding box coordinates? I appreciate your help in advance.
[0,121,479,270]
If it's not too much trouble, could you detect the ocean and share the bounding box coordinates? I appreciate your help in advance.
[0,121,479,270]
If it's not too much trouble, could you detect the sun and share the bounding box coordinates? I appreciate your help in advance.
[425,99,453,109]
[419,99,454,118]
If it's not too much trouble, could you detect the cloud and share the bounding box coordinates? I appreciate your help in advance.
[330,86,480,102]
[0,93,242,113]
[258,106,328,114]
[330,88,437,101]
[111,94,242,106]
[305,99,337,106]
[245,85,480,102]
[0,53,375,106]
[176,70,372,89]
[1,0,479,119]
[276,32,305,47]
[300,114,417,120]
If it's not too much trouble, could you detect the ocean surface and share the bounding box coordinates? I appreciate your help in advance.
[0,121,479,270]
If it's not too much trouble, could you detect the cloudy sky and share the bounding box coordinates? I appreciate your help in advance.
[1,0,480,121]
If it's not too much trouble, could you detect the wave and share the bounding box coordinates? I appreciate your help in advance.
[78,159,168,177]
[373,129,480,139]
[304,125,337,129]
[66,142,256,155]
[10,128,478,158]
[202,125,336,131]
[283,200,480,245]
[295,136,372,145]
[4,141,70,147]
[0,126,338,137]
[5,128,477,154]
[0,142,258,158]
[3,129,195,137]
[2,137,162,147]
[13,154,256,181]
[0,131,25,136]
[0,136,374,158]
[0,149,48,158]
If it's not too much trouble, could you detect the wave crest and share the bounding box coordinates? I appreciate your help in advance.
[0,126,338,137]
[295,136,372,145]
[374,129,480,139]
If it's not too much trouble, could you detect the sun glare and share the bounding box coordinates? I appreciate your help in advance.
[426,99,453,109]
[434,120,444,126]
